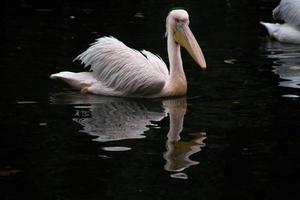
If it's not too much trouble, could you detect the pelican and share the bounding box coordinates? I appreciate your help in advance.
[260,0,300,44]
[50,9,207,98]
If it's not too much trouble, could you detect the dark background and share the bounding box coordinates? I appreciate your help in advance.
[1,0,300,200]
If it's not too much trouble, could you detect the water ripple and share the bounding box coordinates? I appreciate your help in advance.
[262,41,300,91]
[50,93,207,178]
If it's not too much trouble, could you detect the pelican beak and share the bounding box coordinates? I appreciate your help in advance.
[174,23,207,69]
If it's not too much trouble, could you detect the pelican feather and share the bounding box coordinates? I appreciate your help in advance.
[273,0,300,28]
[261,0,300,44]
[74,37,168,96]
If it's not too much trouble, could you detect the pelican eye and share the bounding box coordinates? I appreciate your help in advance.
[176,22,184,30]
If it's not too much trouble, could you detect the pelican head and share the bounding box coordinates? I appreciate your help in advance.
[166,9,207,69]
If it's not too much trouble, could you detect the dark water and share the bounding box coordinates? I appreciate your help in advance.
[1,0,300,199]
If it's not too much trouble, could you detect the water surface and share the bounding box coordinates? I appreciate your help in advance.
[1,0,300,200]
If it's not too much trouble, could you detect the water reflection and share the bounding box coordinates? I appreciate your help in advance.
[262,41,300,95]
[51,92,166,142]
[162,100,206,179]
[50,92,206,178]
[73,100,165,142]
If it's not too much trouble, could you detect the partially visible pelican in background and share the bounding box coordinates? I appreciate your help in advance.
[50,9,206,98]
[260,0,300,44]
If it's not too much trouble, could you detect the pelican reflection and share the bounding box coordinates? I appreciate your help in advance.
[263,41,300,93]
[50,92,206,177]
[162,99,206,176]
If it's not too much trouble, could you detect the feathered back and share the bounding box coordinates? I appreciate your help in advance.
[75,37,169,97]
[273,0,300,27]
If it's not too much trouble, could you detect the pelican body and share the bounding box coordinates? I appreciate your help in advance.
[260,0,300,44]
[50,10,206,98]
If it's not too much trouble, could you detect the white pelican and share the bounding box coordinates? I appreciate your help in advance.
[50,9,207,98]
[260,0,300,44]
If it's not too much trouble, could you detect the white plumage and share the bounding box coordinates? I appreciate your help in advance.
[75,37,169,96]
[261,0,300,44]
[260,22,300,44]
[50,9,206,98]
[273,0,300,27]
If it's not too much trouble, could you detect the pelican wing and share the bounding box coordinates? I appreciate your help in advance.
[273,0,300,27]
[75,37,169,96]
